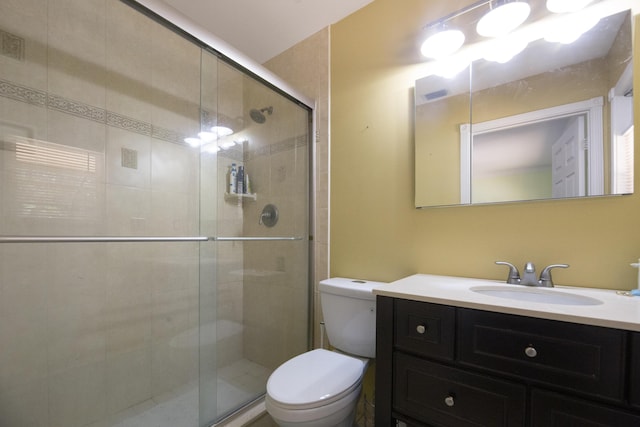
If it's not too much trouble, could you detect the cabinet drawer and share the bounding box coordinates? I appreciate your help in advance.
[531,389,640,426]
[394,415,429,427]
[394,352,526,427]
[458,308,626,401]
[631,333,640,408]
[394,299,455,360]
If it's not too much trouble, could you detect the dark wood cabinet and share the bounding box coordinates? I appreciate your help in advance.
[394,299,455,361]
[376,296,639,427]
[531,389,640,426]
[395,353,526,426]
[457,308,626,401]
[631,333,640,408]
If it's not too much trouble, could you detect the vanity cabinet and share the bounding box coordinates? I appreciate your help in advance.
[394,352,526,426]
[457,308,626,401]
[376,297,640,427]
[631,333,640,408]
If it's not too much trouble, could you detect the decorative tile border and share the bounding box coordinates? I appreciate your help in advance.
[106,112,151,136]
[0,79,46,106]
[48,94,106,123]
[241,135,309,162]
[152,126,184,145]
[270,138,296,154]
[222,148,244,163]
[295,134,307,147]
[0,77,308,156]
[0,78,187,145]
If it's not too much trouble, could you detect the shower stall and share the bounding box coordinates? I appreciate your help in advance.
[0,1,312,426]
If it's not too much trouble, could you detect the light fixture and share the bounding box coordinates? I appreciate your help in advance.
[476,0,531,38]
[201,144,220,154]
[433,56,471,79]
[184,125,234,148]
[418,0,630,76]
[218,141,237,149]
[184,137,202,147]
[421,27,465,59]
[546,0,594,14]
[211,125,233,138]
[198,131,216,142]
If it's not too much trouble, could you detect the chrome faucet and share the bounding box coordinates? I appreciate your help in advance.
[495,261,569,287]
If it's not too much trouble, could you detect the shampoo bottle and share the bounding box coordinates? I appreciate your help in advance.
[245,172,251,194]
[229,163,237,194]
[237,166,245,194]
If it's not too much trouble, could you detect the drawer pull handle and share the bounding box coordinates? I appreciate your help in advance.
[416,324,426,334]
[525,346,537,358]
[444,396,455,407]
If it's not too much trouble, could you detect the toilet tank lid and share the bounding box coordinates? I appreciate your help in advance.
[319,277,386,300]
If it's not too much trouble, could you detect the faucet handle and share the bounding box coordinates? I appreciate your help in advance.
[539,264,569,287]
[496,261,521,284]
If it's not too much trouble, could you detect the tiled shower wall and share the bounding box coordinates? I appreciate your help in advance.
[0,1,201,425]
[265,27,330,349]
[1,1,313,426]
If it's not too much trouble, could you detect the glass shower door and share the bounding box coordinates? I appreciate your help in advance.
[198,53,312,425]
[0,1,311,425]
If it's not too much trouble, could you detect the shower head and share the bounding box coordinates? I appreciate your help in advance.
[249,106,273,124]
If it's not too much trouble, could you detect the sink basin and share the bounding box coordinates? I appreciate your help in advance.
[470,286,603,306]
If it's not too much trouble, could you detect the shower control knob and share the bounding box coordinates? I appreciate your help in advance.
[525,346,537,358]
[416,324,426,334]
[259,204,279,227]
[444,396,455,407]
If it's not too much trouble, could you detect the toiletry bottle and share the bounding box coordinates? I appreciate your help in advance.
[245,172,251,194]
[237,166,245,194]
[631,259,640,295]
[229,163,237,194]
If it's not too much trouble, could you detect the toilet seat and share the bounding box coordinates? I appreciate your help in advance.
[266,349,366,410]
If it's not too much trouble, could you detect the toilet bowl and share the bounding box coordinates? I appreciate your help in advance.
[265,349,367,427]
[265,278,385,427]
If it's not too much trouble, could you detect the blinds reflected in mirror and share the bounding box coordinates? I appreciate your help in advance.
[613,125,634,195]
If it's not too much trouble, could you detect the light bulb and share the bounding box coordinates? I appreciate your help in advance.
[198,131,216,142]
[421,29,465,59]
[219,141,236,149]
[477,1,531,38]
[211,126,233,138]
[184,137,202,147]
[433,56,471,79]
[201,144,220,154]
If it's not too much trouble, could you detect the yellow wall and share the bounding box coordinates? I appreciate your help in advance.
[330,0,640,290]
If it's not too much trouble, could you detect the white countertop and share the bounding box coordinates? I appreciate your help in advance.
[373,274,640,332]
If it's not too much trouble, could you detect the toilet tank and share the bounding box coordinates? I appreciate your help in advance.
[319,278,386,358]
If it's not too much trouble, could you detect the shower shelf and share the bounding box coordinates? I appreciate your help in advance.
[224,192,257,203]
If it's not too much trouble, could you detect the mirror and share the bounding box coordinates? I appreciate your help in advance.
[415,2,635,208]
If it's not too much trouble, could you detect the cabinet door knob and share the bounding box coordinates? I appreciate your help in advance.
[525,346,537,358]
[416,324,426,334]
[444,396,455,407]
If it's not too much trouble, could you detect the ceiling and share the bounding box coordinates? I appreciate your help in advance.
[161,0,374,64]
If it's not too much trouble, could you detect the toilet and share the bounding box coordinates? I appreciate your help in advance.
[265,278,384,427]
